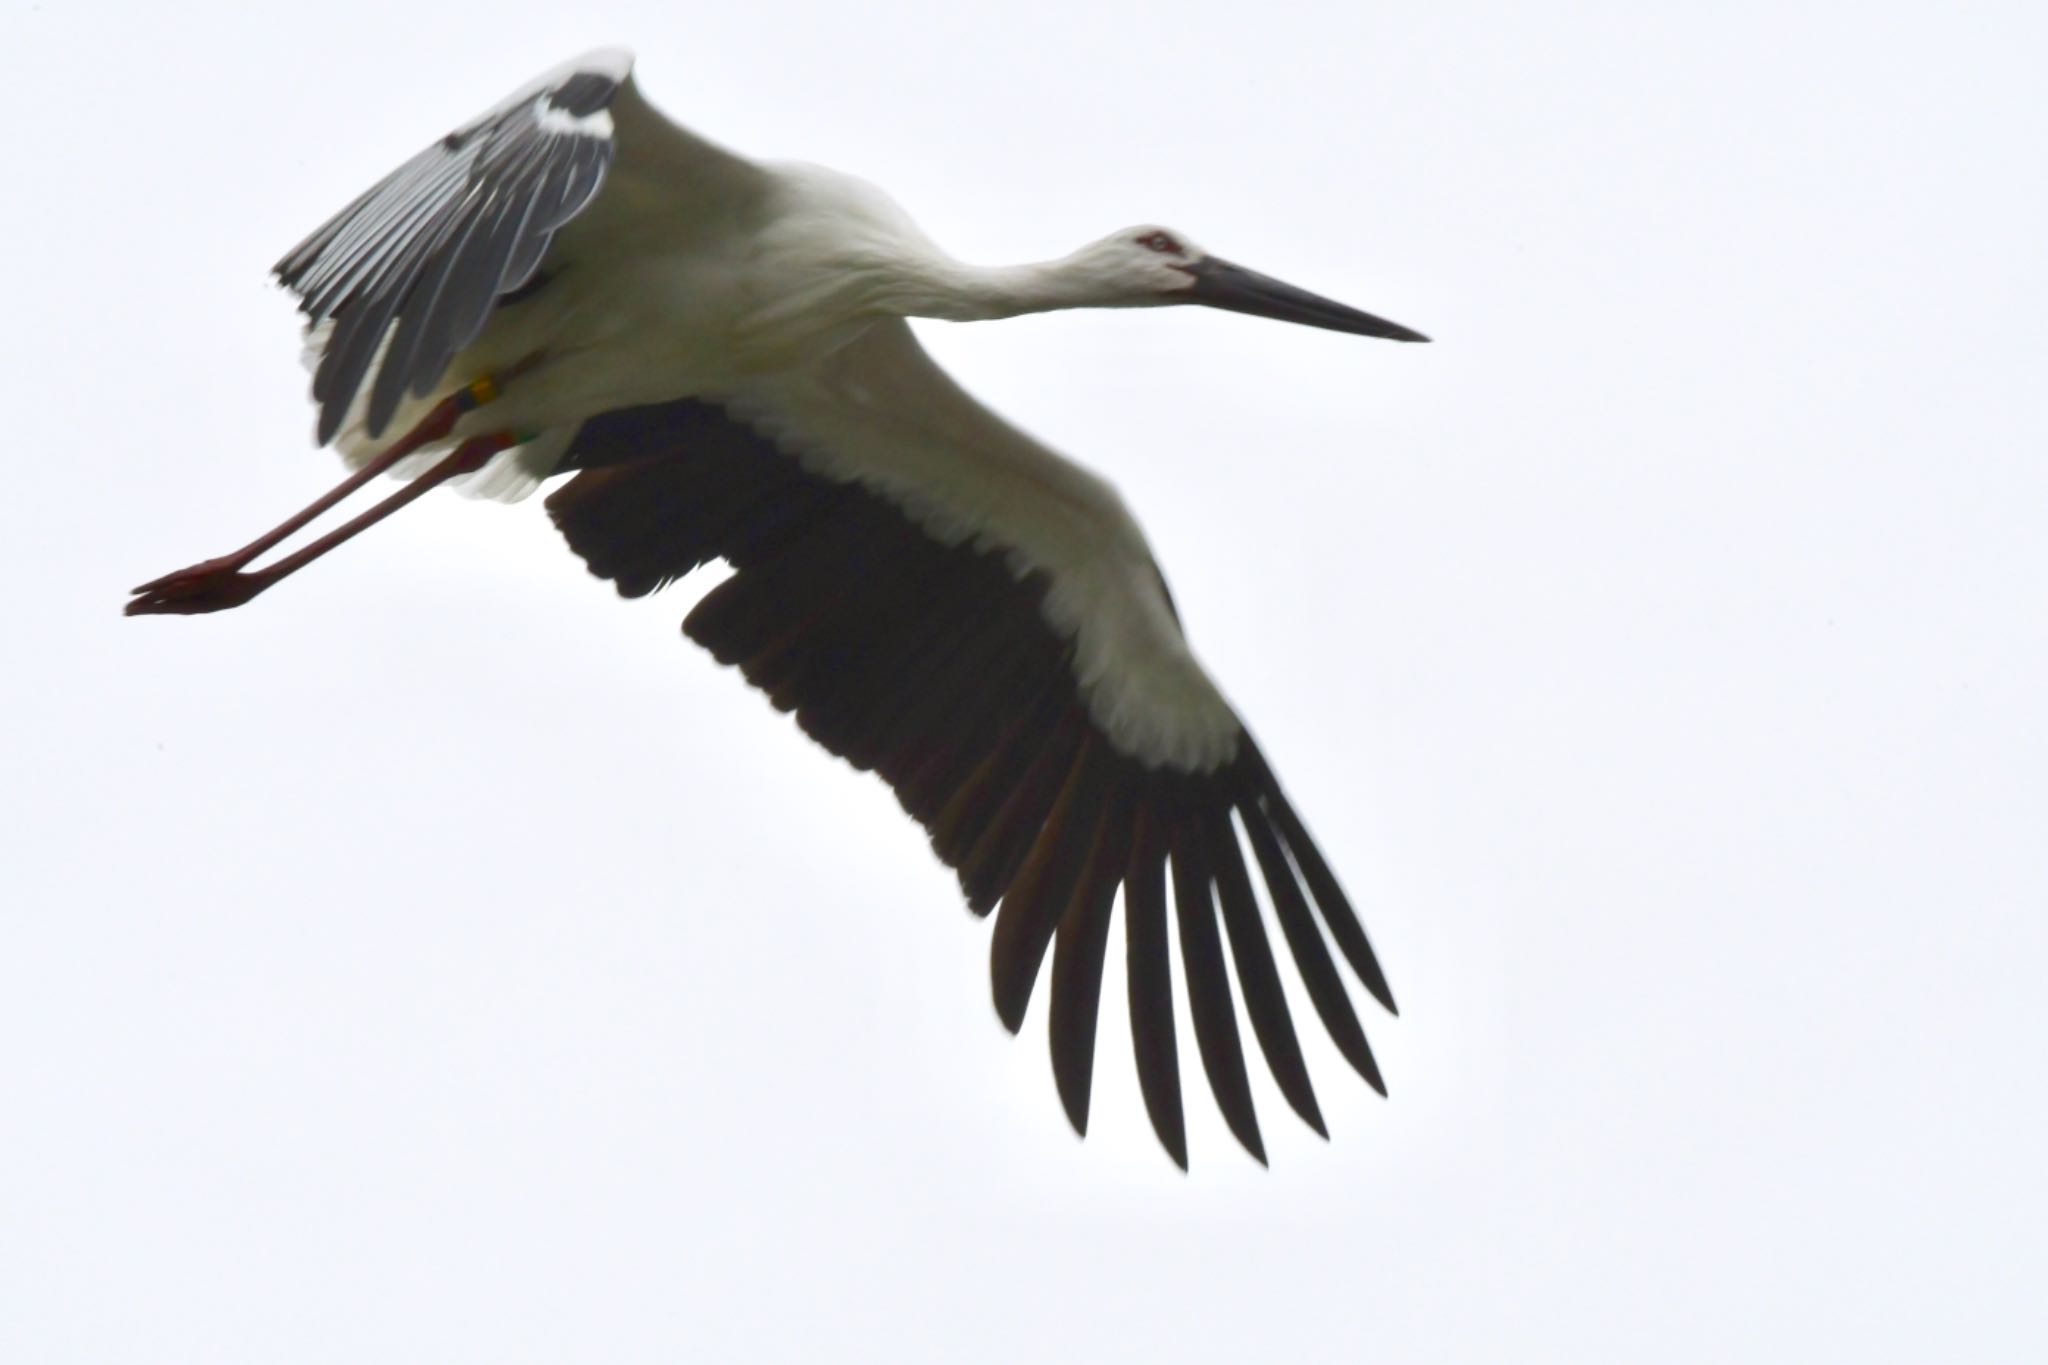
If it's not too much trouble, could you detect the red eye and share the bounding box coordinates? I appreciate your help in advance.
[1136,231,1185,256]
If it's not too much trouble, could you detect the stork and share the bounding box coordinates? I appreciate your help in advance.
[127,48,1428,1168]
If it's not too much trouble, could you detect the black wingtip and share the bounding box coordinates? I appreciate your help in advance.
[1057,1072,1090,1138]
[1358,1050,1389,1098]
[1141,1086,1190,1174]
[1360,966,1399,1018]
[1047,798,1127,1151]
[1241,747,1399,1019]
[993,974,1028,1035]
[1207,803,1329,1143]
[1297,1094,1330,1141]
[1125,803,1187,1171]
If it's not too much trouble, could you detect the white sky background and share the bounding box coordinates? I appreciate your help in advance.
[4,1,2044,1360]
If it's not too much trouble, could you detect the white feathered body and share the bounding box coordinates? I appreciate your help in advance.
[179,49,1412,1169]
[308,74,1242,771]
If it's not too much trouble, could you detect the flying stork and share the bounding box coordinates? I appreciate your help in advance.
[127,49,1429,1168]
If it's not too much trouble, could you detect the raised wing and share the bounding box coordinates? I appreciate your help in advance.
[275,49,632,444]
[274,49,768,447]
[542,321,1395,1167]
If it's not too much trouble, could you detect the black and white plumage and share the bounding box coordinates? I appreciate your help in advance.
[129,48,1429,1168]
[275,53,627,444]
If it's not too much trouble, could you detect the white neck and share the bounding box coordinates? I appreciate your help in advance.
[879,258,1112,324]
[750,165,1135,334]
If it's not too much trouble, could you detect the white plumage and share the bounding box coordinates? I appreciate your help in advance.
[129,48,1428,1168]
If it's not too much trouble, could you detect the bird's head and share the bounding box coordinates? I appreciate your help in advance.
[1065,225,1429,342]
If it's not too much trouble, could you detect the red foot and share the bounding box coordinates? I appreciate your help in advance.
[123,429,520,618]
[130,554,249,597]
[125,563,273,616]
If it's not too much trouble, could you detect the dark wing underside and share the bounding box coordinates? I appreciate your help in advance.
[274,51,630,445]
[545,399,1397,1168]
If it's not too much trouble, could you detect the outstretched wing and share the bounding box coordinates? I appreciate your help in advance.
[543,321,1396,1168]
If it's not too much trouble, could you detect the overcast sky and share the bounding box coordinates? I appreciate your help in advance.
[5,2,2044,1361]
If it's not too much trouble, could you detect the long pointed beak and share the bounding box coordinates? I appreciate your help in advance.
[1178,256,1429,342]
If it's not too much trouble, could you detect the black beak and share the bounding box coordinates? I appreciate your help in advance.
[1178,256,1429,342]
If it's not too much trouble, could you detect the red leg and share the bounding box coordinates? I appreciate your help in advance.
[127,372,512,616]
[125,431,517,616]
